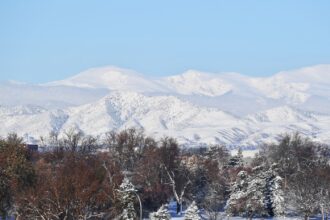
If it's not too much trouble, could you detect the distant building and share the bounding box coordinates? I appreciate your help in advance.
[24,144,38,152]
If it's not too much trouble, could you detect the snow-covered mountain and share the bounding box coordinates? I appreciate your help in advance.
[1,64,330,148]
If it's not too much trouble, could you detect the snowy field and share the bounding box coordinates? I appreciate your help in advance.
[169,213,320,220]
[146,201,322,220]
[0,201,323,220]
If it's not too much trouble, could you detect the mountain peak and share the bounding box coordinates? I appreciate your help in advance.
[274,64,330,83]
[181,70,211,78]
[48,66,142,88]
[47,66,166,93]
[71,66,142,79]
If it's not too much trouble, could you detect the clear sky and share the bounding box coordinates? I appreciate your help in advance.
[1,0,330,83]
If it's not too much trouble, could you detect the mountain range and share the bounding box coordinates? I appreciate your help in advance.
[1,64,330,149]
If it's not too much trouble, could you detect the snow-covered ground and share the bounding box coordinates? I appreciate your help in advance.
[149,201,321,220]
[1,64,330,149]
[169,214,321,220]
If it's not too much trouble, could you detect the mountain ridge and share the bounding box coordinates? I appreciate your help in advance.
[1,64,330,148]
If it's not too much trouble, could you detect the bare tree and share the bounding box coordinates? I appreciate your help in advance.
[163,164,191,215]
[289,171,320,220]
[15,153,113,219]
[62,128,84,152]
[104,128,145,171]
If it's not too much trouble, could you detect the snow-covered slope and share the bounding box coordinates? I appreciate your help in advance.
[0,81,108,109]
[161,70,233,96]
[1,64,330,148]
[47,66,169,93]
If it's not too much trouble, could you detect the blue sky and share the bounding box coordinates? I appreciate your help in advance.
[0,0,330,83]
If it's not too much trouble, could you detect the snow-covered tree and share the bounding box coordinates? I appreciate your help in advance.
[267,173,285,216]
[244,166,268,218]
[289,172,319,220]
[184,201,201,220]
[315,166,330,220]
[226,170,249,216]
[118,177,137,220]
[149,204,171,220]
[228,148,244,167]
[202,180,228,220]
[255,163,285,217]
[205,145,230,169]
[162,164,191,215]
[226,164,285,219]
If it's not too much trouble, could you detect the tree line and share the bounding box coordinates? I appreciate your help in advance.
[0,129,329,220]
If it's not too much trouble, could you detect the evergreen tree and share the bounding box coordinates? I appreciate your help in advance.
[228,148,244,167]
[269,175,285,216]
[118,177,137,220]
[205,145,230,168]
[184,201,201,220]
[226,165,284,219]
[149,204,171,220]
[226,170,249,216]
[244,166,268,218]
[262,163,285,217]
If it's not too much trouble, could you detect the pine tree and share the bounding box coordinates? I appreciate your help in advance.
[121,202,137,220]
[226,170,249,216]
[264,164,285,217]
[244,166,268,218]
[118,177,137,220]
[226,166,274,218]
[228,148,244,167]
[184,201,201,220]
[149,204,171,220]
[270,175,285,216]
[205,145,230,168]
